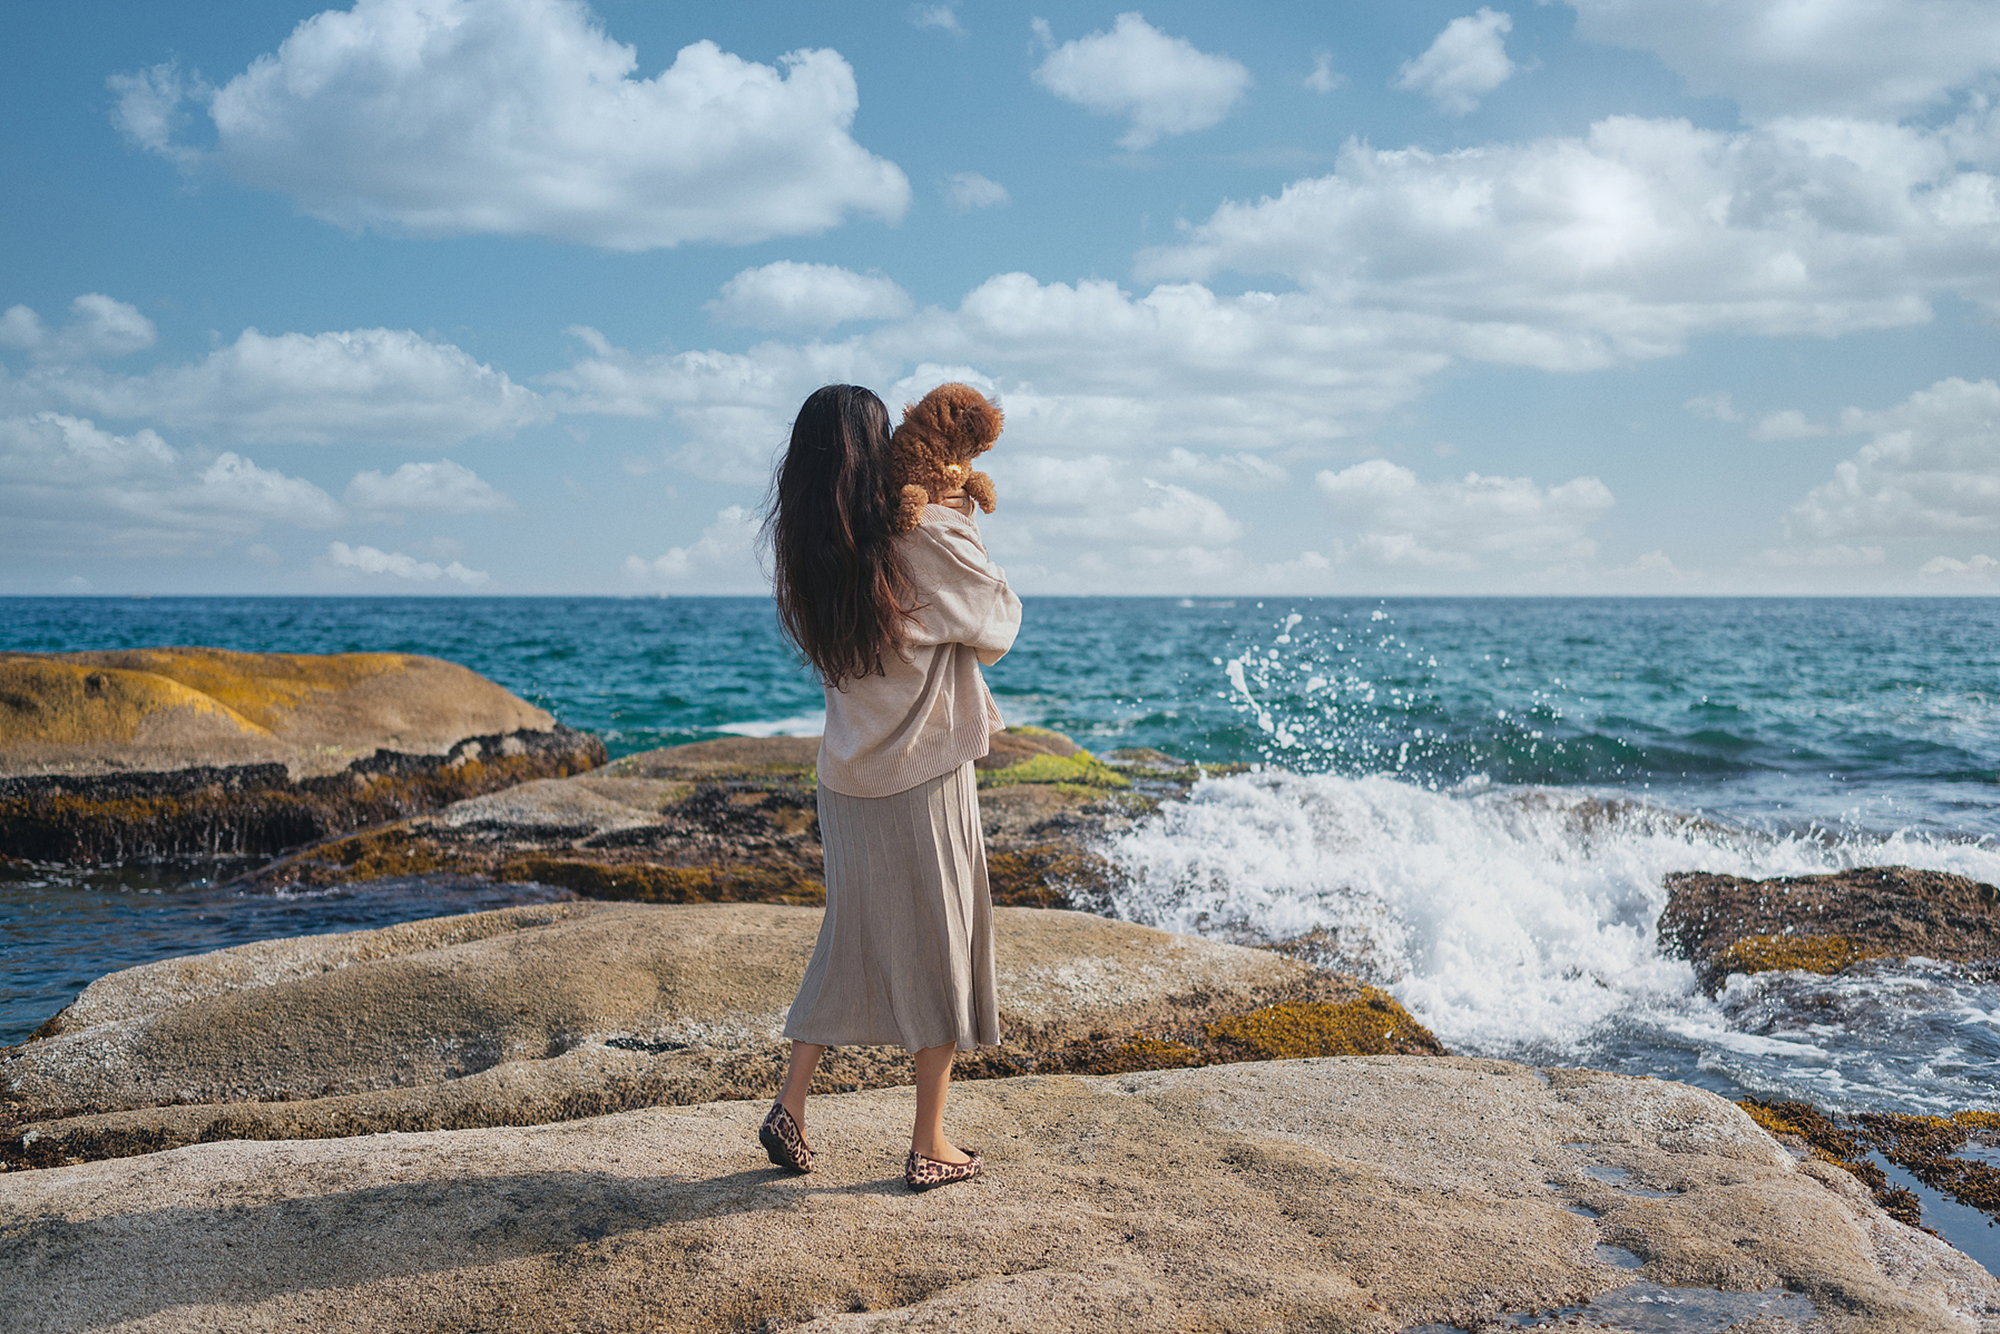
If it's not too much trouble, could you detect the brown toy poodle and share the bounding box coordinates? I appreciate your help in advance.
[888,382,1002,533]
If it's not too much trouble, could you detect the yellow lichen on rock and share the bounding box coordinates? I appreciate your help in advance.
[0,657,268,745]
[1711,933,1878,978]
[1205,992,1446,1059]
[56,647,412,732]
[0,646,561,781]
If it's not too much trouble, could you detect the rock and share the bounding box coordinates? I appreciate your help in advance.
[1741,1099,2000,1233]
[2,1059,1992,1334]
[1660,866,2000,991]
[0,647,605,862]
[0,647,554,776]
[1,901,1439,1168]
[231,729,1155,910]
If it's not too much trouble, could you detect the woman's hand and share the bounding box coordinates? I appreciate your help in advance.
[937,486,973,515]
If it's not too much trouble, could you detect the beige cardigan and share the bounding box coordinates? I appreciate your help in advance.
[817,505,1022,798]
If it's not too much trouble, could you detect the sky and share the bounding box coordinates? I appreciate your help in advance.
[4,0,2000,597]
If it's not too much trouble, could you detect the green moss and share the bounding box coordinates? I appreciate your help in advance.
[976,751,1129,790]
[1205,994,1446,1060]
[1712,934,1878,978]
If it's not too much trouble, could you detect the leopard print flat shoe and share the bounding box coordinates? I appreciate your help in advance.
[904,1147,982,1192]
[758,1101,814,1173]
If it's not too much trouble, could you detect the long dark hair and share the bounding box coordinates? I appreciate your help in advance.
[765,384,917,686]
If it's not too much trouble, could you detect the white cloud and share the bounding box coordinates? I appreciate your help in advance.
[1305,52,1346,95]
[345,459,512,516]
[548,276,1448,483]
[1393,9,1516,116]
[706,262,913,332]
[1615,549,1685,580]
[0,413,342,557]
[920,453,1325,592]
[326,541,488,584]
[1920,553,2000,580]
[944,172,1010,212]
[1757,543,1885,568]
[9,317,547,446]
[1565,0,2000,120]
[1315,460,1614,570]
[0,295,156,362]
[193,452,346,527]
[1030,13,1252,150]
[0,307,41,350]
[1141,113,2000,367]
[624,505,762,588]
[107,60,209,164]
[1748,409,1827,441]
[546,327,890,483]
[1015,471,1245,546]
[113,0,909,250]
[0,413,178,479]
[910,3,961,32]
[1784,377,2000,541]
[1157,446,1288,488]
[1683,392,1741,422]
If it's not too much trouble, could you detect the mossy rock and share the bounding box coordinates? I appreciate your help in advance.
[498,856,825,907]
[1660,866,2000,995]
[1205,994,1447,1060]
[602,737,819,783]
[0,727,604,865]
[987,843,1123,910]
[1710,933,1880,980]
[976,751,1129,790]
[1738,1097,2000,1233]
[0,647,559,778]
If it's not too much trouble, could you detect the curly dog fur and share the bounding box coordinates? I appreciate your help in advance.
[888,382,1003,533]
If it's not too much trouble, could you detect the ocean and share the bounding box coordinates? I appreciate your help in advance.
[5,595,1998,1126]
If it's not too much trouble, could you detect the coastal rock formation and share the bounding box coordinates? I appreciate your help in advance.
[1,901,1439,1168]
[4,1059,1993,1334]
[1659,866,2000,1233]
[0,647,605,861]
[1659,865,2000,991]
[231,728,1164,908]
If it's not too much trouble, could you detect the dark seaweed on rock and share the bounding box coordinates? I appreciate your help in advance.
[1740,1099,2000,1234]
[0,726,606,863]
[1659,866,2000,992]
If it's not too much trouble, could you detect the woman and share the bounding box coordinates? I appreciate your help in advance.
[758,383,1021,1192]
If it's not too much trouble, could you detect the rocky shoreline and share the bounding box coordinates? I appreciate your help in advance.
[0,647,605,861]
[6,647,2000,1331]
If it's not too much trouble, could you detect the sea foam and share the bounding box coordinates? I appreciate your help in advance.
[1102,770,2000,1095]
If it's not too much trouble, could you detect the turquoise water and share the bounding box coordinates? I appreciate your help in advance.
[4,596,1998,1122]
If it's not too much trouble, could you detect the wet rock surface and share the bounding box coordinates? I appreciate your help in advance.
[0,647,604,861]
[1741,1100,2000,1237]
[1659,866,2000,1236]
[228,727,1172,909]
[3,1059,1992,1334]
[1,900,1439,1168]
[1660,866,2000,991]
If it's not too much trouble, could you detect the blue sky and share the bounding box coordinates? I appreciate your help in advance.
[4,0,2000,595]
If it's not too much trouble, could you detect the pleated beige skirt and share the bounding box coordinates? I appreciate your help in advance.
[783,761,1000,1054]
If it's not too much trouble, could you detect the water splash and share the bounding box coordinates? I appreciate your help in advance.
[1102,770,2000,1111]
